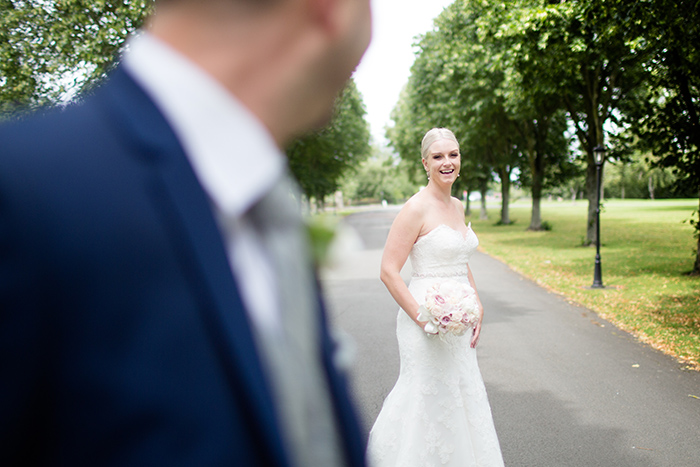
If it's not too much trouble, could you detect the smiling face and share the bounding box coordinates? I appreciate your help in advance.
[422,138,461,185]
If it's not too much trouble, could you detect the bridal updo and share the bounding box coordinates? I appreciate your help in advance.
[421,128,460,160]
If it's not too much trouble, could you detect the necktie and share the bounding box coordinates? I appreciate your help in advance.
[246,173,345,467]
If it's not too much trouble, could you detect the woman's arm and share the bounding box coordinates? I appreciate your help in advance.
[380,203,426,329]
[453,197,484,347]
[466,264,484,348]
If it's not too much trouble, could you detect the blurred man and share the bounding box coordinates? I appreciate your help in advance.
[0,0,371,465]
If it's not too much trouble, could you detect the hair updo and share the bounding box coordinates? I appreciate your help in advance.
[420,128,459,160]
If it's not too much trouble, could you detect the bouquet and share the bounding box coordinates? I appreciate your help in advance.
[417,280,480,336]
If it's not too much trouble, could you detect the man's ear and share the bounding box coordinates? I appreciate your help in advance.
[306,0,346,37]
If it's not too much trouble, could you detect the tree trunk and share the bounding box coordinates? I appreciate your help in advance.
[302,196,312,216]
[479,179,488,220]
[694,224,700,275]
[528,149,544,230]
[564,75,607,246]
[497,167,511,225]
[315,197,325,213]
[585,156,597,245]
[530,197,542,230]
[464,191,471,217]
[648,176,655,200]
[694,233,700,275]
[693,191,700,275]
[620,162,626,200]
[501,179,510,225]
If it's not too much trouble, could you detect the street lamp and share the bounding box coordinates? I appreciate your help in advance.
[591,145,606,288]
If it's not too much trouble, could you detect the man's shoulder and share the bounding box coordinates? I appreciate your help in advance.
[0,69,154,166]
[1,67,144,136]
[1,87,106,144]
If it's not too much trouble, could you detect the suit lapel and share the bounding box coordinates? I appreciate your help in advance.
[96,67,289,466]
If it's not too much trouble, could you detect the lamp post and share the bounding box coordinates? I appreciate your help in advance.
[591,145,605,288]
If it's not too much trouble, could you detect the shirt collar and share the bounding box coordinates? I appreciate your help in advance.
[123,32,285,217]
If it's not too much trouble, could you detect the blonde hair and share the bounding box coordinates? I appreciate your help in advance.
[421,128,459,160]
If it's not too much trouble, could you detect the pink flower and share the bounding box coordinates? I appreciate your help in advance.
[420,279,479,337]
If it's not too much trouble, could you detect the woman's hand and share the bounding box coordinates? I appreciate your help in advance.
[470,317,482,348]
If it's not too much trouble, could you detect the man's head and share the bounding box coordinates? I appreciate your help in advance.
[148,0,372,145]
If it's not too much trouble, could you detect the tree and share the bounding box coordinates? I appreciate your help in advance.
[286,79,371,207]
[603,150,682,200]
[1,1,372,220]
[479,0,574,230]
[491,0,646,242]
[0,0,152,116]
[340,146,419,205]
[388,0,520,224]
[389,0,586,228]
[616,0,700,274]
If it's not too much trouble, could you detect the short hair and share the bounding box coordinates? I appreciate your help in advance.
[420,128,459,160]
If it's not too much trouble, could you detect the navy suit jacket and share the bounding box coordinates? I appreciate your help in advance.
[0,67,365,466]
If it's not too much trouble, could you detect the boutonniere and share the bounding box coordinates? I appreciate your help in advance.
[307,216,338,267]
[306,215,362,269]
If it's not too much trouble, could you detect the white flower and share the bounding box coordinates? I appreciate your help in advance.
[420,280,479,336]
[417,305,439,335]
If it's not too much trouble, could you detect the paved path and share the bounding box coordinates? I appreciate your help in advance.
[321,207,700,467]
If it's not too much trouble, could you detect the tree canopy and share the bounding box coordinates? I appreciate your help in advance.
[2,0,699,272]
[0,0,151,116]
[1,0,371,214]
[286,79,372,206]
[388,0,700,273]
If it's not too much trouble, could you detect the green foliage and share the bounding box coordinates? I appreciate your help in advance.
[389,0,576,228]
[1,1,373,220]
[617,0,700,177]
[287,79,371,205]
[604,154,687,200]
[493,0,646,240]
[340,146,419,205]
[613,0,700,272]
[388,0,518,224]
[0,0,152,116]
[390,0,699,270]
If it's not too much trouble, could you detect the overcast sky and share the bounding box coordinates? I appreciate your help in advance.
[353,0,454,146]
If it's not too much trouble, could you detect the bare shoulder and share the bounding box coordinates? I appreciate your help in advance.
[451,196,466,218]
[401,191,429,217]
[390,192,427,240]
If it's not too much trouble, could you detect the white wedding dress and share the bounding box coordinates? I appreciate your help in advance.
[367,224,504,467]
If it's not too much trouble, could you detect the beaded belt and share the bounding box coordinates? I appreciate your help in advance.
[412,269,468,278]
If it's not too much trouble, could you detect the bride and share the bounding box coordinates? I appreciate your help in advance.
[366,128,504,466]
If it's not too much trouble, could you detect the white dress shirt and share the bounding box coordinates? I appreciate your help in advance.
[122,33,345,467]
[123,32,284,335]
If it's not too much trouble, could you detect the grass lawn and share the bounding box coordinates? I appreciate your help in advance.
[469,198,700,371]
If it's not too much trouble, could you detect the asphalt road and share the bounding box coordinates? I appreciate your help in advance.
[320,207,700,467]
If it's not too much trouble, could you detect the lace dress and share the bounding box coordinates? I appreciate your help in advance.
[367,224,504,467]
